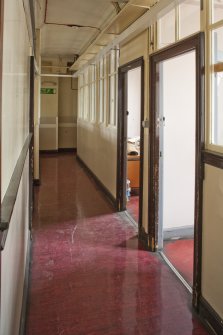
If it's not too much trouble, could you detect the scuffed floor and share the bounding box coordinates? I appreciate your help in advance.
[26,153,208,335]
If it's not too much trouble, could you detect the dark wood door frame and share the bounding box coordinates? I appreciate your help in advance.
[29,56,35,230]
[116,56,144,228]
[149,33,205,309]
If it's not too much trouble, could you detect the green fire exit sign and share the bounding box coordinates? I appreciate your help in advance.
[41,88,56,94]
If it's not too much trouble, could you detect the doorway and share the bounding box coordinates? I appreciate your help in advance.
[149,34,204,308]
[117,57,144,228]
[160,51,196,288]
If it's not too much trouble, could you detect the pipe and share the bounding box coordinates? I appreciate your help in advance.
[41,74,74,77]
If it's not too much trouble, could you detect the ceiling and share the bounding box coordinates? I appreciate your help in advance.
[35,0,159,72]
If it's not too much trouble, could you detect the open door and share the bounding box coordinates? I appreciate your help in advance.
[149,33,204,309]
[117,57,144,228]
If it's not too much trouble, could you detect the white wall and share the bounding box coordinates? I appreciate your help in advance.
[1,0,31,333]
[40,77,78,150]
[127,67,141,138]
[40,77,58,150]
[1,0,30,198]
[1,157,29,335]
[162,51,196,230]
[41,77,58,118]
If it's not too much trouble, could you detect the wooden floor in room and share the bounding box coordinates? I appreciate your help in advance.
[26,153,209,335]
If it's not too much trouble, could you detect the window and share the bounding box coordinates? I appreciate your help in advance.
[89,65,96,122]
[99,57,107,123]
[211,26,223,145]
[83,69,89,120]
[108,50,119,126]
[212,0,223,24]
[157,8,176,49]
[78,74,84,119]
[157,1,201,51]
[179,0,200,39]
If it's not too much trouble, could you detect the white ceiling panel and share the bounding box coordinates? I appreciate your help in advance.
[46,0,115,28]
[41,25,98,57]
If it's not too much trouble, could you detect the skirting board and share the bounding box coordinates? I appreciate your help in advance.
[19,233,31,335]
[76,155,116,209]
[163,226,194,240]
[199,296,223,335]
[39,150,58,154]
[58,148,77,153]
[40,149,77,154]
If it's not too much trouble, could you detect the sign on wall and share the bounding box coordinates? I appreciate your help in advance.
[41,88,56,94]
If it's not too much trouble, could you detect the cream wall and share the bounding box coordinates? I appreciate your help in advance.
[1,0,31,333]
[120,30,149,233]
[202,165,223,319]
[58,77,77,149]
[77,121,117,198]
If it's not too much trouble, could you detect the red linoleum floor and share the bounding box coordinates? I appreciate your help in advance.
[26,153,208,335]
[127,196,139,223]
[163,239,194,287]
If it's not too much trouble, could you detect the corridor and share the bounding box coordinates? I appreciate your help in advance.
[26,153,208,335]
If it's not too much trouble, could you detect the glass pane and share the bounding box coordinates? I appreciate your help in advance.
[212,72,223,145]
[110,51,115,74]
[99,79,104,123]
[79,88,84,119]
[212,27,223,145]
[90,83,96,122]
[99,59,104,78]
[79,75,83,87]
[158,8,175,49]
[90,65,96,82]
[84,85,89,120]
[104,77,107,120]
[179,0,200,39]
[109,75,116,125]
[212,0,223,23]
[84,69,89,85]
[212,27,223,63]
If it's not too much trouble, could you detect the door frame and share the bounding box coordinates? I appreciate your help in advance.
[148,33,205,309]
[116,56,144,228]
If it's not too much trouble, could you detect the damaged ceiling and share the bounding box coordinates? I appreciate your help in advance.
[36,0,159,73]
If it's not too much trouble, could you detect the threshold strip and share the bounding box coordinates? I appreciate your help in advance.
[124,210,138,228]
[159,251,192,294]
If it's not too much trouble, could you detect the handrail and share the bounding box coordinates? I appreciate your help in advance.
[0,134,32,250]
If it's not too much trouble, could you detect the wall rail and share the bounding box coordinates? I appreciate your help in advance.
[0,134,32,249]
